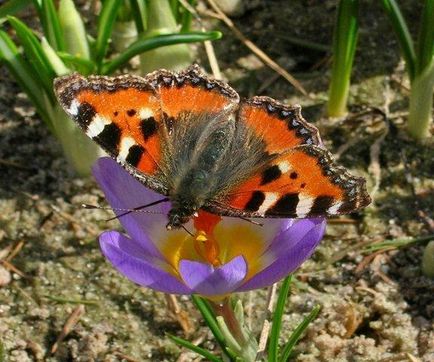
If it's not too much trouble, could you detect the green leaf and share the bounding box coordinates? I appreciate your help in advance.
[102,31,221,74]
[416,0,434,75]
[40,0,65,51]
[167,334,223,362]
[0,30,52,129]
[381,0,416,81]
[268,276,292,362]
[191,296,227,352]
[57,51,95,74]
[169,0,180,23]
[7,16,56,100]
[41,37,70,75]
[0,0,32,21]
[95,0,122,69]
[327,0,359,117]
[279,305,321,362]
[180,0,197,33]
[129,0,147,33]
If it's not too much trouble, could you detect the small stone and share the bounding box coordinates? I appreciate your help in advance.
[0,264,11,286]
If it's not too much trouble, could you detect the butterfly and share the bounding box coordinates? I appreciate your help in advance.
[54,65,371,229]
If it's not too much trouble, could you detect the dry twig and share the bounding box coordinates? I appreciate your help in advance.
[165,294,194,336]
[256,283,277,359]
[51,305,85,354]
[205,0,307,95]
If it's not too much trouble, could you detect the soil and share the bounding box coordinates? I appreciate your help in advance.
[0,1,433,361]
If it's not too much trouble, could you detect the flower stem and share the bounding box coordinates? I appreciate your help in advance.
[211,298,246,346]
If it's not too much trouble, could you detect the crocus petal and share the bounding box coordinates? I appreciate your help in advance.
[238,218,326,291]
[179,256,247,296]
[100,231,191,294]
[93,157,169,259]
[262,218,324,259]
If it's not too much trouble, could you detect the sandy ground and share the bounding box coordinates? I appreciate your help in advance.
[0,1,433,361]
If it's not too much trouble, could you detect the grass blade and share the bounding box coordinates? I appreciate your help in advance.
[363,234,434,253]
[0,30,52,129]
[7,16,55,99]
[40,0,65,51]
[0,0,32,20]
[381,0,416,81]
[167,334,223,362]
[102,31,221,74]
[279,305,321,362]
[268,276,292,362]
[95,0,122,69]
[416,0,434,75]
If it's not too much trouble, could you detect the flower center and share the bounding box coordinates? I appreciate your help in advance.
[158,210,270,280]
[193,211,222,267]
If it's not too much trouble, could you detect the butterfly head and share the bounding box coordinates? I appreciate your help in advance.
[166,202,199,229]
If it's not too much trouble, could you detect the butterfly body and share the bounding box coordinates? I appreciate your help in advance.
[54,65,371,229]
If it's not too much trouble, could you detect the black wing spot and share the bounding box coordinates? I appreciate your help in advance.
[125,144,144,167]
[300,183,306,188]
[94,123,121,155]
[266,193,299,216]
[290,172,298,179]
[309,195,334,216]
[127,109,137,117]
[75,102,96,129]
[261,165,282,185]
[113,111,119,116]
[245,191,265,212]
[141,117,158,141]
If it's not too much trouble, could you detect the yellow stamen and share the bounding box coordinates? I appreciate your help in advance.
[194,230,221,267]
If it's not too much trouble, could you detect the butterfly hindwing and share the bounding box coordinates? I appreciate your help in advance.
[206,145,370,218]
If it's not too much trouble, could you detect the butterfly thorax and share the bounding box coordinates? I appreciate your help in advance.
[166,170,207,228]
[166,123,235,229]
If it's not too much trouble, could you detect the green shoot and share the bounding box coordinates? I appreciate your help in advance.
[327,0,359,117]
[139,0,193,73]
[382,0,434,140]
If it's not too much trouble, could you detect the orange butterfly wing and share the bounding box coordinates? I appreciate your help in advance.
[54,74,163,178]
[205,97,370,218]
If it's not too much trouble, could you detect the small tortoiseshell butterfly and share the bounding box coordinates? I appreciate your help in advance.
[54,65,371,229]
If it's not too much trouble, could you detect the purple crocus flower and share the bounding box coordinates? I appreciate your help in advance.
[93,157,326,298]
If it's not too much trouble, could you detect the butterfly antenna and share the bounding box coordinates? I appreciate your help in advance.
[82,198,169,221]
[238,216,263,227]
[181,224,194,237]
